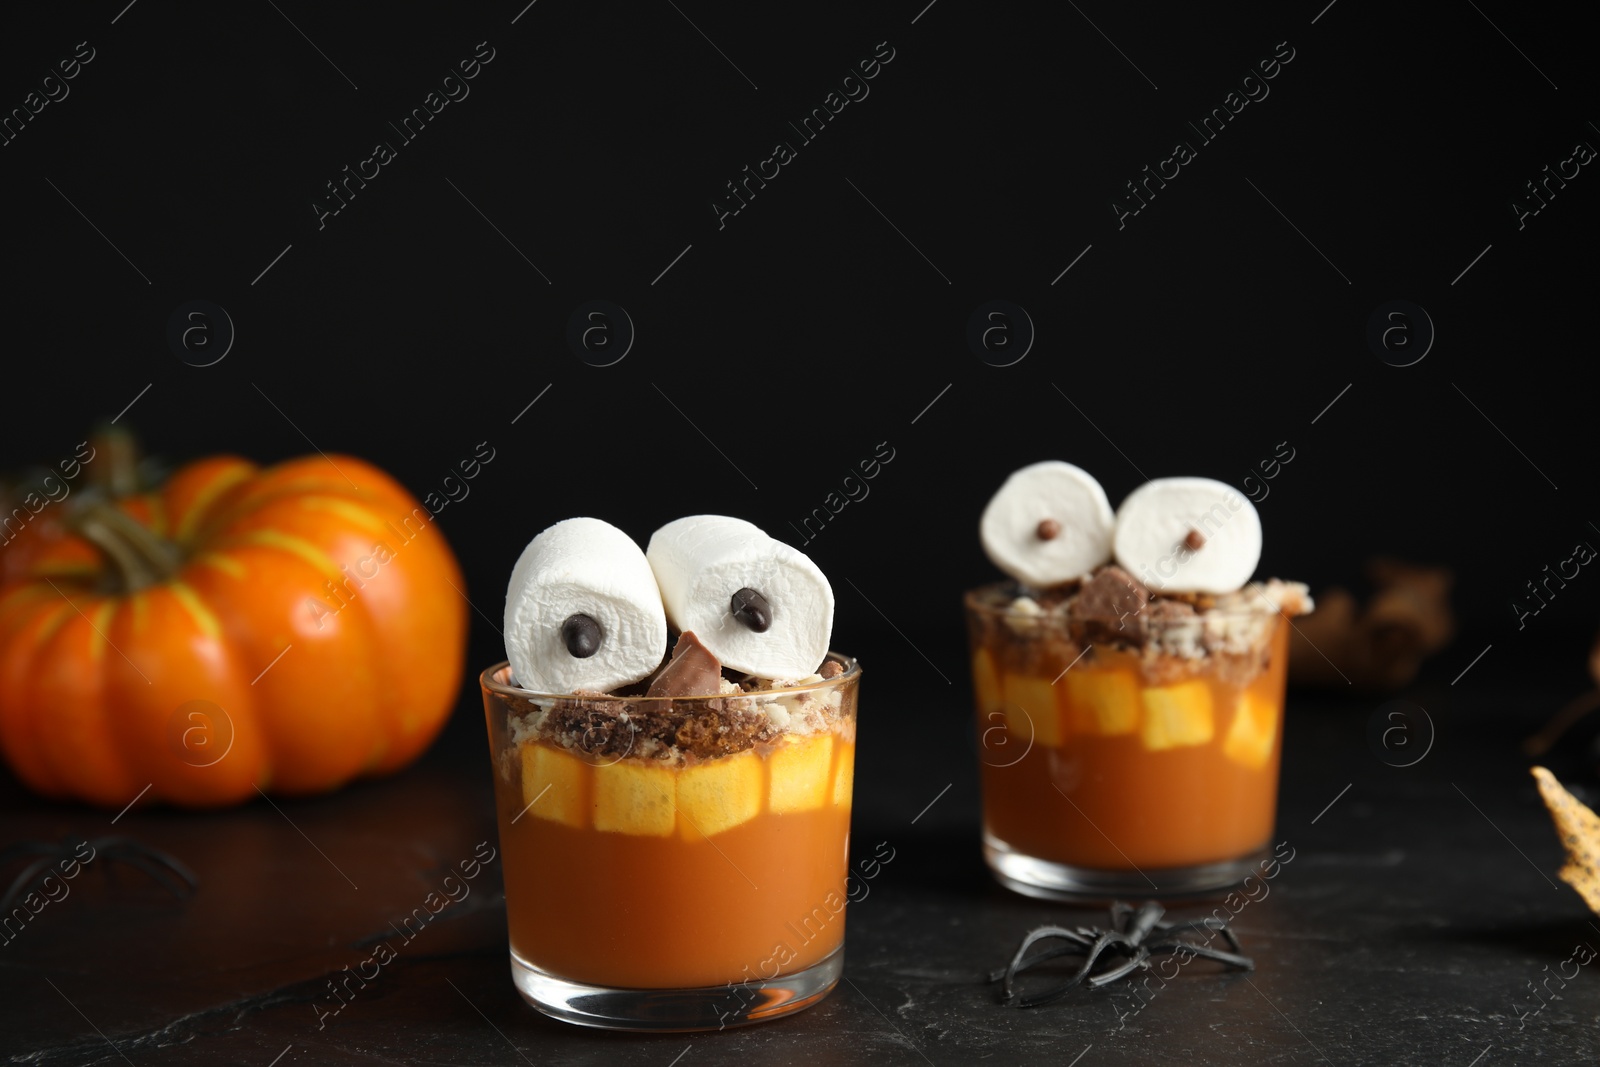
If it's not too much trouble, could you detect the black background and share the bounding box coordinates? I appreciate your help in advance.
[4,3,1600,1064]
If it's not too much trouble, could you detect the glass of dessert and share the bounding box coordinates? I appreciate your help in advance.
[482,515,858,1030]
[967,463,1310,898]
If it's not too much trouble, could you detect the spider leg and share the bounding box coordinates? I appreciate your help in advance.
[134,847,197,893]
[98,844,198,883]
[1014,931,1117,1008]
[97,841,198,892]
[1087,946,1151,987]
[1155,917,1242,953]
[1145,940,1254,971]
[986,930,1092,983]
[0,856,60,913]
[1126,901,1165,947]
[1176,942,1254,970]
[994,926,1089,998]
[105,854,196,900]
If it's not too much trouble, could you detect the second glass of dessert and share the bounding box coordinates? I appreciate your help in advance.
[967,463,1310,898]
[483,514,858,1030]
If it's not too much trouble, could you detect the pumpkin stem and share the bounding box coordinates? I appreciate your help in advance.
[71,501,182,593]
[87,424,142,497]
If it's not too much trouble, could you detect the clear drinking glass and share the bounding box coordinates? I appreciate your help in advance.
[966,584,1288,898]
[480,654,860,1030]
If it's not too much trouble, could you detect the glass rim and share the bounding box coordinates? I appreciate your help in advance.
[480,650,861,702]
[963,580,1293,624]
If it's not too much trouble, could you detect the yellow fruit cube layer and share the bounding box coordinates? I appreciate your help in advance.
[594,759,676,836]
[1001,673,1064,747]
[769,732,834,813]
[971,648,1003,716]
[520,742,587,829]
[1223,691,1278,770]
[1064,668,1140,736]
[832,745,855,808]
[677,750,763,841]
[1141,680,1214,751]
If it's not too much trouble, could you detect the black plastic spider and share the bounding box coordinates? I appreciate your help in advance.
[0,835,197,913]
[988,900,1254,1008]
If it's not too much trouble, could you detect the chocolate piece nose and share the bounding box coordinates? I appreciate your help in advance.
[560,614,602,658]
[730,587,772,633]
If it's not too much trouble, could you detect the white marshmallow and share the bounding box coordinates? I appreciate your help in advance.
[504,518,668,693]
[980,461,1115,587]
[1113,477,1262,593]
[647,515,833,678]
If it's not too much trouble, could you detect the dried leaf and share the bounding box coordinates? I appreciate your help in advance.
[1532,766,1600,915]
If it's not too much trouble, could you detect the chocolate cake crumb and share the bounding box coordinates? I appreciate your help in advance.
[970,572,1308,690]
[1163,590,1219,612]
[1143,598,1205,663]
[506,657,854,762]
[1144,598,1198,623]
[672,704,777,757]
[541,698,782,760]
[1068,565,1151,647]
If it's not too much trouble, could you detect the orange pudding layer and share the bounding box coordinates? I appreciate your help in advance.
[975,617,1286,870]
[493,730,855,989]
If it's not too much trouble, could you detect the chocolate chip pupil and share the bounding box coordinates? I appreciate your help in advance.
[730,587,772,633]
[561,614,602,658]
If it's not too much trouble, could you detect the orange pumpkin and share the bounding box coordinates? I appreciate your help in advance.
[0,451,467,808]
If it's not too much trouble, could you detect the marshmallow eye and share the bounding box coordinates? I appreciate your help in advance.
[979,461,1115,588]
[646,515,834,678]
[729,587,772,633]
[560,613,603,659]
[1111,477,1262,594]
[503,517,669,694]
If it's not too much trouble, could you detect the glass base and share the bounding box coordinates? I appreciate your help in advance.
[509,945,843,1031]
[984,831,1267,902]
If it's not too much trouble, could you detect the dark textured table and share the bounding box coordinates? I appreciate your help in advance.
[6,652,1599,1066]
